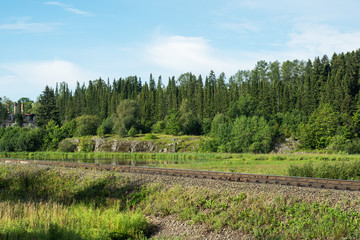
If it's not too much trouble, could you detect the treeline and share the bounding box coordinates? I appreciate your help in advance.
[2,49,360,153]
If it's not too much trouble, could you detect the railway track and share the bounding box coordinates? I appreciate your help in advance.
[2,159,360,191]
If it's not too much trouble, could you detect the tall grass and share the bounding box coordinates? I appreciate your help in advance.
[288,161,360,180]
[0,201,149,240]
[0,164,151,239]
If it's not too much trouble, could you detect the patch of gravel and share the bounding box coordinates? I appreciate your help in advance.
[149,215,252,240]
[3,162,360,239]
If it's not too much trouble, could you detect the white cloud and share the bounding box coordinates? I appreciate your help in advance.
[0,19,57,32]
[287,23,360,56]
[144,35,249,76]
[0,60,93,100]
[44,1,92,16]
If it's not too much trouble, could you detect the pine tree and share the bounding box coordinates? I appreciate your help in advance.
[37,86,59,127]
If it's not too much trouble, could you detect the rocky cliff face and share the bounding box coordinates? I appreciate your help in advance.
[70,137,177,153]
[94,138,159,152]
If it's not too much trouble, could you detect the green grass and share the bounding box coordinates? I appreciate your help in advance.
[138,185,360,239]
[1,163,360,239]
[0,201,149,240]
[288,161,360,180]
[0,164,151,239]
[3,151,360,178]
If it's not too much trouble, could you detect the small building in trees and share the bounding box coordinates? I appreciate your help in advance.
[1,103,36,127]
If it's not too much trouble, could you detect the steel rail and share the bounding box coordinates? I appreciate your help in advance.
[1,159,360,191]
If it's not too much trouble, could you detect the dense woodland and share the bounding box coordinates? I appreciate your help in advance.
[2,49,360,153]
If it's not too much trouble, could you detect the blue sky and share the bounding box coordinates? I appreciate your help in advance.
[1,0,360,101]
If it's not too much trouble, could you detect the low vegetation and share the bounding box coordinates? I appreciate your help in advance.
[0,163,359,239]
[288,161,360,180]
[0,164,151,239]
[3,151,360,179]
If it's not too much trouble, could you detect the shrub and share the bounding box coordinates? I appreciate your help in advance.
[58,139,77,152]
[288,161,360,180]
[79,137,95,152]
[127,126,137,137]
[152,121,165,133]
[144,133,157,140]
[74,115,100,137]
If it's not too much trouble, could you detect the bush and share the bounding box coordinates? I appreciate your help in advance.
[199,138,218,152]
[79,137,95,152]
[58,139,77,152]
[75,115,100,137]
[0,127,20,151]
[127,126,137,137]
[152,121,165,133]
[288,161,360,180]
[144,133,157,140]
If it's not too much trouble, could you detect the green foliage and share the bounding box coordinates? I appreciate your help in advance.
[231,116,273,153]
[201,118,212,135]
[328,136,360,154]
[96,125,105,138]
[43,120,64,151]
[14,113,24,127]
[127,126,137,137]
[299,104,339,149]
[36,86,59,127]
[113,99,141,137]
[100,117,114,135]
[288,161,360,180]
[16,127,45,152]
[164,109,182,135]
[144,133,157,140]
[227,95,258,119]
[179,99,202,135]
[0,99,7,124]
[205,114,273,153]
[152,120,165,133]
[74,115,100,137]
[79,137,95,152]
[97,117,114,137]
[0,127,45,152]
[58,139,76,152]
[199,137,218,152]
[60,120,76,138]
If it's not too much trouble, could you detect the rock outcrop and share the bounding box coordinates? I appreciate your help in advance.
[82,137,177,153]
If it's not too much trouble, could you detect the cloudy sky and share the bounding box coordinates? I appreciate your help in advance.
[1,0,360,101]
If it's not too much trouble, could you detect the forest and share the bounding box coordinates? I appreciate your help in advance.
[1,49,360,153]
